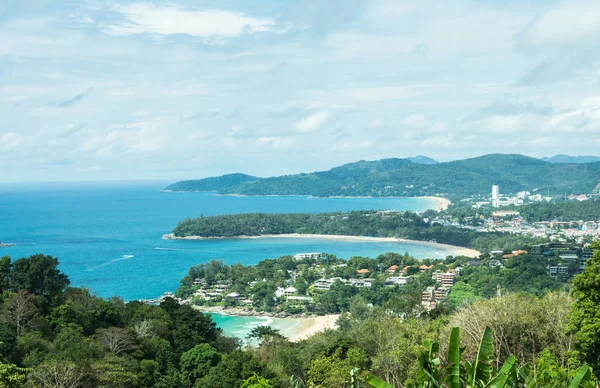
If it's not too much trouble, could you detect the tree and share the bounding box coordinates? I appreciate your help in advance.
[11,254,70,312]
[96,327,135,355]
[0,360,29,388]
[28,360,84,388]
[0,257,12,294]
[1,291,39,337]
[568,241,600,376]
[180,343,221,384]
[247,326,285,345]
[240,373,272,388]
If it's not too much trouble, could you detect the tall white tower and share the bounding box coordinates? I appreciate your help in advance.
[492,185,500,208]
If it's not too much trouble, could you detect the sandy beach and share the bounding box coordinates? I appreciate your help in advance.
[190,305,338,342]
[286,315,339,342]
[418,196,451,211]
[164,233,480,258]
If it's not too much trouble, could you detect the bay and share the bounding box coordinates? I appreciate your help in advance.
[0,181,449,337]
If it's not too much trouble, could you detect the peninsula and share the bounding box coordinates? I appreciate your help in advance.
[166,210,540,253]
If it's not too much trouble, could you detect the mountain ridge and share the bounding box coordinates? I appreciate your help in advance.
[167,154,600,198]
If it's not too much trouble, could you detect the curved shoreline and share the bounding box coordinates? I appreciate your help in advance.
[163,233,480,258]
[163,191,450,212]
[417,196,451,211]
[191,305,338,342]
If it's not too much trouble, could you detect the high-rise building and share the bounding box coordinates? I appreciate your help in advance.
[491,185,500,208]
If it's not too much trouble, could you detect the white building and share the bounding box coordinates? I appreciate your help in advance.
[294,253,322,261]
[492,185,500,208]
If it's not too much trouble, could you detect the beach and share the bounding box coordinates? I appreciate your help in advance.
[286,314,339,342]
[164,233,480,258]
[418,196,452,211]
[191,305,338,342]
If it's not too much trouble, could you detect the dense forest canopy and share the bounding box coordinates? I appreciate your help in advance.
[172,210,544,253]
[165,154,600,198]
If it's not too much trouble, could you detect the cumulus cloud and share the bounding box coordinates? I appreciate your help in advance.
[103,4,274,39]
[294,111,330,132]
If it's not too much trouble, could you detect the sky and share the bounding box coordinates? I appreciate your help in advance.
[1,0,600,182]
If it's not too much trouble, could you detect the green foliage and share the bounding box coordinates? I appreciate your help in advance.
[172,210,542,254]
[180,343,221,384]
[519,199,600,222]
[240,373,272,388]
[568,242,600,377]
[166,173,260,192]
[0,361,29,388]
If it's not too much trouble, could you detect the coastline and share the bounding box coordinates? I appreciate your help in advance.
[163,191,450,211]
[163,233,480,258]
[191,305,338,342]
[417,196,451,211]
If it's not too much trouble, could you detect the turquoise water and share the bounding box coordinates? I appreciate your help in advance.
[0,181,447,337]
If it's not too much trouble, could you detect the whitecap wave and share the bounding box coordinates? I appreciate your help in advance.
[87,254,134,271]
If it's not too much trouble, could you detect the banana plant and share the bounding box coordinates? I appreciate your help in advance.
[363,327,595,388]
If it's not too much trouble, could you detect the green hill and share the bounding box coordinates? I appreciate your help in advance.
[165,173,260,192]
[166,154,600,198]
[541,155,600,164]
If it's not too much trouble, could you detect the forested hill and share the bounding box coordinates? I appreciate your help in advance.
[166,173,259,192]
[171,211,542,252]
[166,154,600,198]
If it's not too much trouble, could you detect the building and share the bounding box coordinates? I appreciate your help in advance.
[287,296,314,304]
[385,276,409,286]
[356,269,370,276]
[419,264,433,273]
[348,278,373,288]
[294,253,322,261]
[283,287,297,297]
[548,265,569,277]
[432,271,456,287]
[492,185,500,208]
[386,265,399,274]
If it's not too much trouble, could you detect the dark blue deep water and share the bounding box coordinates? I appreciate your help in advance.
[0,181,445,301]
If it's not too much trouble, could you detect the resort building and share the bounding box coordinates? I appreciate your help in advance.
[431,271,456,287]
[294,253,322,261]
[385,276,409,286]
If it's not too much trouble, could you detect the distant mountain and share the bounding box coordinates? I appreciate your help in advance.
[541,155,600,164]
[165,173,260,192]
[407,155,438,165]
[166,154,600,198]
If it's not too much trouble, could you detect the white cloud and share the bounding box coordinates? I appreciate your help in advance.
[517,0,600,51]
[256,136,295,149]
[402,114,426,129]
[337,85,446,103]
[0,133,23,153]
[294,111,330,132]
[103,4,275,39]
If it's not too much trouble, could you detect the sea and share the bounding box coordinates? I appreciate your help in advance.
[0,181,448,339]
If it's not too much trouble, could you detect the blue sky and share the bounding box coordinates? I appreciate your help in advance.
[1,0,600,181]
